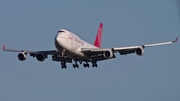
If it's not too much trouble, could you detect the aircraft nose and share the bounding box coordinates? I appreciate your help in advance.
[55,30,67,45]
[55,30,67,48]
[55,32,62,43]
[55,33,63,50]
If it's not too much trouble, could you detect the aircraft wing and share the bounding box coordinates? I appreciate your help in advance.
[81,37,178,60]
[2,45,59,54]
[2,45,72,62]
[114,37,178,55]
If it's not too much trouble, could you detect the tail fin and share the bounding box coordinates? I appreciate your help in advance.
[94,23,103,48]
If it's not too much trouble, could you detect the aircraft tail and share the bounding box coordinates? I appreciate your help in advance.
[94,23,103,48]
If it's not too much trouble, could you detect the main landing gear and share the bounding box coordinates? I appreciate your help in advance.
[83,61,97,68]
[92,61,97,68]
[92,64,97,68]
[60,60,98,69]
[83,62,89,68]
[61,61,67,69]
[73,61,79,68]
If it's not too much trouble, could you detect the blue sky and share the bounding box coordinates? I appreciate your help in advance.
[0,0,180,101]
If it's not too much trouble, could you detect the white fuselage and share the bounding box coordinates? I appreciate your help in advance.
[54,29,98,60]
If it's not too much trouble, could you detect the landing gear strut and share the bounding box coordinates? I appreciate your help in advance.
[61,50,67,69]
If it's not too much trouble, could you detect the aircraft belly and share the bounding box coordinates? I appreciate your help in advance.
[55,38,86,58]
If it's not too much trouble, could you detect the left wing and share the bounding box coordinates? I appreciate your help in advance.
[2,45,72,62]
[114,37,178,55]
[81,37,178,61]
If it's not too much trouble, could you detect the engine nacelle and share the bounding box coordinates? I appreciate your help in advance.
[36,53,46,62]
[135,46,144,56]
[18,53,26,61]
[103,50,113,58]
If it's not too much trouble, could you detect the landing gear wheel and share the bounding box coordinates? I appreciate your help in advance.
[92,63,97,68]
[61,61,67,69]
[77,64,79,68]
[83,63,89,68]
[83,63,86,68]
[73,64,76,68]
[64,65,67,69]
[61,65,67,69]
[94,64,97,67]
[73,63,79,68]
[92,60,97,68]
[87,63,89,68]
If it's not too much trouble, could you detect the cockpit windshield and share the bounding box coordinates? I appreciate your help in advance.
[58,30,65,33]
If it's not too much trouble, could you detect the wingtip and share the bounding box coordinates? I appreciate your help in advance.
[173,37,178,43]
[2,45,6,50]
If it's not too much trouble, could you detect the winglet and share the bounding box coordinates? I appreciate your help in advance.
[172,37,178,43]
[2,45,6,50]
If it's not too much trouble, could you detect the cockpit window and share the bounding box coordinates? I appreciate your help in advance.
[58,31,65,33]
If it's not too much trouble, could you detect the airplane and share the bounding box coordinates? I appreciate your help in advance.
[2,23,178,69]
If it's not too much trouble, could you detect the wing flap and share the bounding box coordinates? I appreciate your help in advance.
[52,55,72,63]
[81,48,116,61]
[113,46,138,55]
[81,48,104,52]
[94,54,116,61]
[118,49,136,55]
[81,48,106,56]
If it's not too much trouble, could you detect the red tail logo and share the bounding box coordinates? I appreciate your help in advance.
[94,23,103,48]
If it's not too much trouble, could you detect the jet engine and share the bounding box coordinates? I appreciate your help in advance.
[135,46,144,56]
[36,53,46,62]
[18,53,26,61]
[103,50,113,58]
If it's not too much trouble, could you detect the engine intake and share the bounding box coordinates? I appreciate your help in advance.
[18,53,26,61]
[103,50,113,58]
[135,47,144,56]
[36,53,46,62]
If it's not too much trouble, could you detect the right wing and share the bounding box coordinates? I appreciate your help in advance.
[2,45,59,55]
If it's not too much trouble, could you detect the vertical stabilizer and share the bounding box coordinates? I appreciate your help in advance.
[94,23,103,48]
